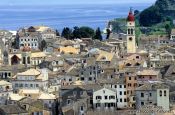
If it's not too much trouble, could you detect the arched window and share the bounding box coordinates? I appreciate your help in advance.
[96,96,102,100]
[22,57,26,64]
[128,29,131,34]
[27,57,30,64]
[164,90,167,96]
[131,29,134,35]
[160,90,162,96]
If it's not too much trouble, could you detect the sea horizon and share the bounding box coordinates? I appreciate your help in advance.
[0,3,152,32]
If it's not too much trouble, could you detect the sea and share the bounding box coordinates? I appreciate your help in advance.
[0,3,152,32]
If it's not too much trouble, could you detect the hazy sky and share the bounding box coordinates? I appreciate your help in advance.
[0,0,156,5]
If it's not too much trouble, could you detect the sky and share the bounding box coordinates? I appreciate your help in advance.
[0,0,156,5]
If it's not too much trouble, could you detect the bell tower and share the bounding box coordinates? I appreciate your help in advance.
[126,8,136,53]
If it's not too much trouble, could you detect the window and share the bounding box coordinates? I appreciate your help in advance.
[115,85,117,88]
[67,99,71,105]
[129,77,131,80]
[96,96,102,100]
[80,106,84,111]
[141,93,144,97]
[128,29,131,34]
[23,57,26,64]
[15,83,18,87]
[109,96,115,99]
[124,99,127,102]
[89,77,92,81]
[69,79,72,81]
[149,93,152,97]
[25,84,28,87]
[27,57,30,64]
[124,85,126,88]
[128,83,131,87]
[160,90,162,97]
[90,72,92,75]
[124,91,126,95]
[136,56,139,59]
[30,84,33,87]
[96,103,100,107]
[164,90,167,96]
[141,102,144,106]
[120,85,122,88]
[36,84,39,87]
[105,96,108,99]
[81,72,83,75]
[120,91,122,95]
[150,76,152,79]
[131,29,134,35]
[81,77,84,81]
[120,98,122,102]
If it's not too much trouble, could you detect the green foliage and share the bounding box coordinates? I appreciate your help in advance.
[134,10,140,16]
[79,26,95,38]
[139,0,175,27]
[72,26,81,39]
[139,6,162,26]
[93,27,102,41]
[61,27,72,39]
[40,40,47,51]
[61,26,94,39]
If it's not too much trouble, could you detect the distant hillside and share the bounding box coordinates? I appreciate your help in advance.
[139,0,175,26]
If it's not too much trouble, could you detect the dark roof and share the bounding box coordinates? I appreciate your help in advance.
[0,104,27,114]
[136,83,169,91]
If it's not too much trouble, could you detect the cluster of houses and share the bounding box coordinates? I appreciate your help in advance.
[0,10,175,115]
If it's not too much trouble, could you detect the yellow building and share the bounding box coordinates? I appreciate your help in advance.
[59,46,79,54]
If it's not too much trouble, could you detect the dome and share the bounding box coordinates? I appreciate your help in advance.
[21,45,31,52]
[127,10,135,22]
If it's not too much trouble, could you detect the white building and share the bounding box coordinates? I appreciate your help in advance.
[111,79,127,109]
[103,78,128,109]
[0,80,13,105]
[93,87,117,110]
[12,68,48,92]
[19,36,39,50]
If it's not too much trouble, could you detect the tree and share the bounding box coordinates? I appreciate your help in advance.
[134,10,140,16]
[40,40,47,51]
[93,27,102,41]
[139,6,162,26]
[72,26,81,39]
[56,30,60,36]
[79,26,95,38]
[61,27,72,39]
[106,28,111,39]
[165,23,172,35]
